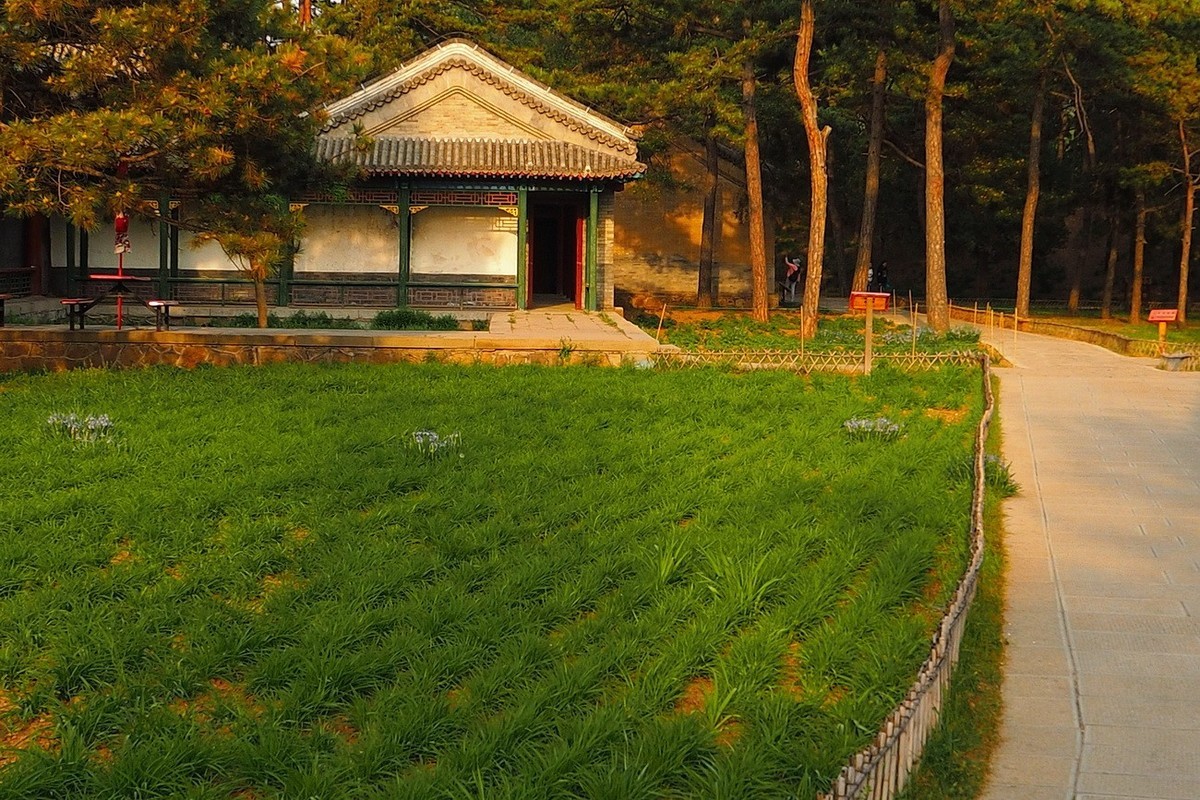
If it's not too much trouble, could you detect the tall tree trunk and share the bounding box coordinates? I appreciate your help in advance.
[253,264,269,328]
[1068,206,1094,314]
[794,0,830,338]
[924,0,955,332]
[1177,120,1195,327]
[853,48,887,294]
[698,134,720,308]
[1131,187,1146,325]
[1101,203,1120,319]
[1016,79,1044,321]
[742,59,769,323]
[826,144,849,296]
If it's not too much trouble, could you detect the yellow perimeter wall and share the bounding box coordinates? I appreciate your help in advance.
[612,143,775,309]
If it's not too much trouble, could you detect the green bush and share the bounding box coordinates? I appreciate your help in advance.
[370,308,461,330]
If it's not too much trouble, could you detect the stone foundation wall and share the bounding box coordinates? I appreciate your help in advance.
[0,329,656,372]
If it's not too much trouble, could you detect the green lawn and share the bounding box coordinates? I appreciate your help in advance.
[0,363,982,798]
[638,311,981,353]
[1027,310,1200,343]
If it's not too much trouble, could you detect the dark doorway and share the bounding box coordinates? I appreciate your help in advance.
[528,197,584,308]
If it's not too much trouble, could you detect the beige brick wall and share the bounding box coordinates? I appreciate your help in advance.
[613,145,775,308]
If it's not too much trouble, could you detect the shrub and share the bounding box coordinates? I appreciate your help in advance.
[370,309,461,330]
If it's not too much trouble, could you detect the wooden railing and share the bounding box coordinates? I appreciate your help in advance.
[651,349,981,372]
[0,267,34,297]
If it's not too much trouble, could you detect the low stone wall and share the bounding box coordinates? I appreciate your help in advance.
[0,328,661,372]
[948,306,1200,370]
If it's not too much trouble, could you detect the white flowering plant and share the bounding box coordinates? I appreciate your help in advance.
[47,412,115,443]
[842,415,902,440]
[408,429,463,461]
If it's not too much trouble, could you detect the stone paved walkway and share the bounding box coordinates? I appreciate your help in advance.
[979,328,1200,799]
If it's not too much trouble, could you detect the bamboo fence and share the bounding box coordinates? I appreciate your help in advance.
[817,354,994,800]
[651,349,980,372]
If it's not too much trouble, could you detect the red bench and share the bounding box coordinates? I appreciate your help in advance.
[147,299,179,331]
[60,298,92,330]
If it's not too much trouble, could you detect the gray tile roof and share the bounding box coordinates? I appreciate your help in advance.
[316,136,645,181]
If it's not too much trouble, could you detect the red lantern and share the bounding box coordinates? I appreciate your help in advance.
[114,212,131,255]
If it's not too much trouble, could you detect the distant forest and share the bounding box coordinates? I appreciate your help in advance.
[2,1,1197,327]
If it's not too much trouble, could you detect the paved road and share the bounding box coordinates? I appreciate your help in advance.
[980,330,1200,799]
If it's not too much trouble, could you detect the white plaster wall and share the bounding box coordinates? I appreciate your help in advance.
[410,206,517,278]
[49,217,68,267]
[86,216,160,271]
[177,232,242,272]
[295,205,398,274]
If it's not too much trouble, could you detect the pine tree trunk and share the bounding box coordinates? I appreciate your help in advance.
[1101,204,1120,320]
[1016,80,1044,321]
[924,0,955,332]
[853,48,887,294]
[1177,120,1194,327]
[1067,205,1094,315]
[254,263,269,328]
[742,60,769,323]
[698,134,719,308]
[795,0,829,338]
[1131,187,1146,325]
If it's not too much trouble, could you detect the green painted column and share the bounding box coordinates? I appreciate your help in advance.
[398,188,411,308]
[169,206,179,278]
[586,189,600,312]
[158,196,170,297]
[66,224,77,295]
[516,188,528,310]
[79,229,90,274]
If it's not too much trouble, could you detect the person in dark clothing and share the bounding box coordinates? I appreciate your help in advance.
[874,261,890,293]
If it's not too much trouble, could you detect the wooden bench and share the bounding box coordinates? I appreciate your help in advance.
[60,298,91,330]
[147,299,179,331]
[0,294,12,327]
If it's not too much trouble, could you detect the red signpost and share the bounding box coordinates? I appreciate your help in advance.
[849,292,892,375]
[1148,308,1178,355]
[848,291,891,312]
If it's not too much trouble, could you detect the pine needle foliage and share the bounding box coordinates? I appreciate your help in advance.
[0,363,980,798]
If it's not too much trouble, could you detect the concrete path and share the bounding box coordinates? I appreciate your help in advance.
[979,328,1200,799]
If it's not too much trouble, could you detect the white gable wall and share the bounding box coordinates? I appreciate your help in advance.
[333,66,618,155]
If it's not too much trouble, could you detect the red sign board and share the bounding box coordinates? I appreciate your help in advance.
[849,291,891,312]
[1148,308,1178,323]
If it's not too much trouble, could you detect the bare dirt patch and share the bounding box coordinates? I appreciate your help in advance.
[0,691,58,766]
[109,541,135,566]
[925,407,968,424]
[323,714,359,745]
[674,675,713,715]
[672,676,742,747]
[170,678,267,733]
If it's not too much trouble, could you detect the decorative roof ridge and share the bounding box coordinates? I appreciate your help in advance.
[320,41,638,156]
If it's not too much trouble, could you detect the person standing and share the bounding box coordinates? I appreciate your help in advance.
[874,260,890,293]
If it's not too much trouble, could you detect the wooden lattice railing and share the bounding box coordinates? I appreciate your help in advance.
[651,349,980,372]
